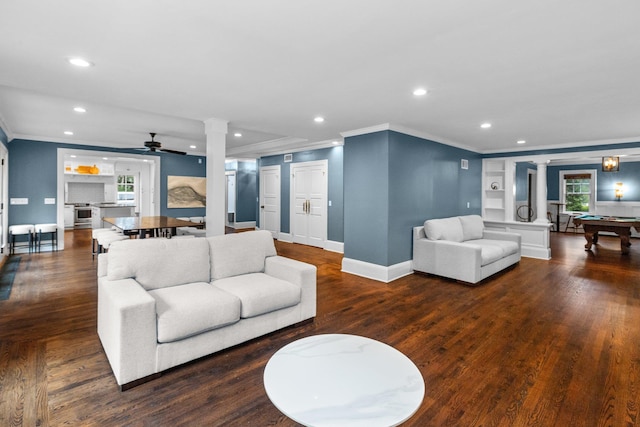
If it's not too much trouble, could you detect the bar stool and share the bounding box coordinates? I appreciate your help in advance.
[96,232,128,254]
[8,224,35,254]
[92,228,120,258]
[34,223,58,252]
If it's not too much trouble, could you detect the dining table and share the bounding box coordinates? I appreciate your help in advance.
[102,216,204,238]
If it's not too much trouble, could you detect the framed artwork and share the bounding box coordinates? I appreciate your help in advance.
[167,176,206,208]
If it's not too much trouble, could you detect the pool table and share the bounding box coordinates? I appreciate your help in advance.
[572,215,640,255]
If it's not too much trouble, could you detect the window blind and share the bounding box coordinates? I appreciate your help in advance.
[563,173,591,180]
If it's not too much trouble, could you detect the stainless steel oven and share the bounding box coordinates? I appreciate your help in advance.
[74,203,92,229]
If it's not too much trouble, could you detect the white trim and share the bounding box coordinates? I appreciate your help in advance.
[0,112,14,141]
[341,257,413,283]
[340,123,392,138]
[324,240,344,253]
[339,123,480,153]
[483,136,640,155]
[276,232,293,243]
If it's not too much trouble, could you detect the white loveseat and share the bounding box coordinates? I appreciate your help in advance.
[412,215,521,284]
[97,230,316,389]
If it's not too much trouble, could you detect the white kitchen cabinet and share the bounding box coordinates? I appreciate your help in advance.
[64,205,74,229]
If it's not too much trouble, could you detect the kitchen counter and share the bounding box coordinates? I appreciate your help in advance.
[91,204,136,229]
[91,202,136,208]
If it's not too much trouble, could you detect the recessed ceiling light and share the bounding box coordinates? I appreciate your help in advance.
[70,155,77,158]
[413,88,427,96]
[190,145,196,149]
[234,132,242,137]
[517,140,526,144]
[480,123,492,129]
[314,116,325,123]
[64,131,74,135]
[102,157,108,160]
[67,57,93,67]
[332,140,340,145]
[73,106,86,113]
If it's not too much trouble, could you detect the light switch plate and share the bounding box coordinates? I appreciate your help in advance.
[45,198,56,204]
[10,198,28,205]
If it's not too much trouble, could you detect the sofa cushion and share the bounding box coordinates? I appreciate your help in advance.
[107,237,211,291]
[424,217,464,242]
[149,282,241,343]
[213,273,301,318]
[459,215,484,241]
[465,239,520,266]
[208,230,277,280]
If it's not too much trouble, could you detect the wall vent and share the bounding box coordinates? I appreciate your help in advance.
[284,153,293,163]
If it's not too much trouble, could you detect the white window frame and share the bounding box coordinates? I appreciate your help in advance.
[559,169,597,213]
[117,174,137,202]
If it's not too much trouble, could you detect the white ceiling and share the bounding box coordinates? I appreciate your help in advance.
[1,0,640,159]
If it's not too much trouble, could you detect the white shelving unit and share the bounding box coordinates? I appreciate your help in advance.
[482,159,514,222]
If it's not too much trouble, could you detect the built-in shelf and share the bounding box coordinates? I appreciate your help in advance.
[482,159,514,221]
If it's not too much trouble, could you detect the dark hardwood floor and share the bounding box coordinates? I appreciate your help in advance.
[1,229,640,426]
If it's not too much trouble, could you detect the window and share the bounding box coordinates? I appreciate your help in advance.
[117,175,136,201]
[560,170,596,213]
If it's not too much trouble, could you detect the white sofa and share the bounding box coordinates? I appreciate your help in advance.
[412,215,521,284]
[97,230,316,389]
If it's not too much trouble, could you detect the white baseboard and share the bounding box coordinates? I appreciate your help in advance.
[277,232,293,243]
[324,240,344,253]
[341,257,413,283]
[228,221,256,229]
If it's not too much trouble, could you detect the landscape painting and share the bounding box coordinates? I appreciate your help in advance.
[167,176,206,208]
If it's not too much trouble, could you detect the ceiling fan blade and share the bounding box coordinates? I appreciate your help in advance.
[160,148,187,155]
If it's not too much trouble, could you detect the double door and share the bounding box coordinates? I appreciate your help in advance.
[291,160,327,248]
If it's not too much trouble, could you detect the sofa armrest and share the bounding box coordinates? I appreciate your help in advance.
[265,255,317,319]
[413,238,482,283]
[97,277,157,386]
[483,230,522,246]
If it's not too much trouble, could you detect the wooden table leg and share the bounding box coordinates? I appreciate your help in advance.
[583,232,595,250]
[619,232,632,255]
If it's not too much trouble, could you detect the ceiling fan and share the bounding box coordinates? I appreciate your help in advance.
[142,133,186,155]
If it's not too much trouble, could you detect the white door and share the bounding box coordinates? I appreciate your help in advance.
[291,160,327,248]
[260,166,280,238]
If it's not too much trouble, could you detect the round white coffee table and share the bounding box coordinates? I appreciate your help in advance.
[263,334,424,427]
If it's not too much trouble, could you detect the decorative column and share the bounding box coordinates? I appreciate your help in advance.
[204,118,228,236]
[534,161,548,223]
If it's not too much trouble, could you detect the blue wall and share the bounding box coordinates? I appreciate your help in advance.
[7,139,208,225]
[8,140,58,225]
[547,161,640,202]
[344,130,482,266]
[259,146,344,243]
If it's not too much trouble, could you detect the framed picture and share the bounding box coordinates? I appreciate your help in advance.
[167,176,206,208]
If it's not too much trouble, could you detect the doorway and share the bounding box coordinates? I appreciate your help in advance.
[527,170,537,222]
[259,166,280,238]
[225,171,236,226]
[290,160,327,248]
